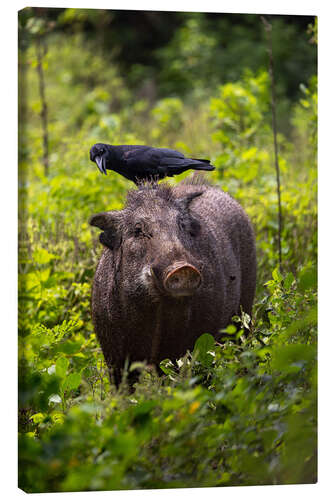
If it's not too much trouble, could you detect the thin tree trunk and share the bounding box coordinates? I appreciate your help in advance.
[36,35,49,176]
[18,44,27,192]
[261,16,283,272]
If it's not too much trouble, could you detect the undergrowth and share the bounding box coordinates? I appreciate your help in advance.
[18,24,317,492]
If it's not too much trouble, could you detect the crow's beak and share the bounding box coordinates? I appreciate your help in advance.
[95,156,107,175]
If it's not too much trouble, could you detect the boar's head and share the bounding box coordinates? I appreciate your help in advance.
[90,185,204,299]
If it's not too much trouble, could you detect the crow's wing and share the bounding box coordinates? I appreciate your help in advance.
[118,145,152,157]
[121,146,213,176]
[122,147,184,164]
[121,147,185,176]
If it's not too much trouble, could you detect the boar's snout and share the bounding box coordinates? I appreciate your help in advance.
[151,261,202,297]
[164,263,202,297]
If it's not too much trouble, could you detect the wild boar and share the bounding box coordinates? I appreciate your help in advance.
[90,176,256,386]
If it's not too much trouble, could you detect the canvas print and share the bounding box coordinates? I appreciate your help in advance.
[18,7,317,492]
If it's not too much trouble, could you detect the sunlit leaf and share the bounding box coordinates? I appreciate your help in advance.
[61,372,81,392]
[55,357,69,379]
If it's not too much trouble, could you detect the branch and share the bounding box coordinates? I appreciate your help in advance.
[261,16,283,272]
[36,35,49,176]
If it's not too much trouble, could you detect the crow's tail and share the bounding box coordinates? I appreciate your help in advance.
[190,159,215,171]
[191,158,211,164]
[160,156,215,172]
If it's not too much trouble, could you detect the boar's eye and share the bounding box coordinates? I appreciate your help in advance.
[178,215,200,238]
[134,222,144,238]
[189,219,200,237]
[133,221,152,239]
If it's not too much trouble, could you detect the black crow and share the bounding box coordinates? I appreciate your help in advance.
[90,143,215,185]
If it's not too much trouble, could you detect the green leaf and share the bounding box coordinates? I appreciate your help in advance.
[270,344,316,374]
[286,306,317,336]
[31,412,45,424]
[272,267,283,283]
[284,272,294,290]
[131,401,156,428]
[129,361,147,372]
[193,333,216,367]
[33,247,59,264]
[298,266,317,292]
[55,356,69,379]
[61,372,81,392]
[160,358,176,376]
[221,324,237,335]
[55,340,82,355]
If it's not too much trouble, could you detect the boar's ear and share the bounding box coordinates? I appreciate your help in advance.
[89,211,122,250]
[89,211,120,230]
[177,191,203,212]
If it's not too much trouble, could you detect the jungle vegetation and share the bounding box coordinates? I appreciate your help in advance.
[18,8,317,492]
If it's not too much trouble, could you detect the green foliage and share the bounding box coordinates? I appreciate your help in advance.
[19,267,317,491]
[18,11,317,493]
[157,15,218,95]
[157,13,316,105]
[151,97,185,142]
[210,71,271,182]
